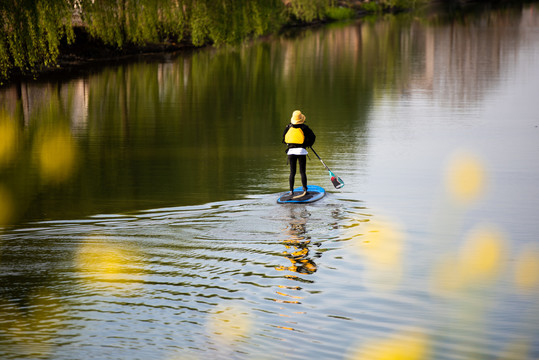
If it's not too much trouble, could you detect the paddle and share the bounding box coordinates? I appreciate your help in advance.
[310,148,344,189]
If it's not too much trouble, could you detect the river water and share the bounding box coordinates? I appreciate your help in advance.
[1,4,539,359]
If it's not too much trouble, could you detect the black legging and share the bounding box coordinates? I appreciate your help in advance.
[288,154,307,191]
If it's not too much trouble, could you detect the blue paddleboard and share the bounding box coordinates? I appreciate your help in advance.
[277,185,326,204]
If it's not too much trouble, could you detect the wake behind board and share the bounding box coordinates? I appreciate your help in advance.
[277,185,326,204]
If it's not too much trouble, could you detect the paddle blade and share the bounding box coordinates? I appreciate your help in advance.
[329,172,345,189]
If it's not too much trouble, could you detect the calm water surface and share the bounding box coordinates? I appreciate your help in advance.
[1,4,539,359]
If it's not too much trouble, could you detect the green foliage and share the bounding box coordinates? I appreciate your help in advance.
[287,0,332,22]
[0,41,9,82]
[0,0,73,80]
[0,0,335,82]
[187,0,284,46]
[188,1,211,47]
[78,0,286,47]
[362,0,428,12]
[325,6,356,21]
[361,2,385,13]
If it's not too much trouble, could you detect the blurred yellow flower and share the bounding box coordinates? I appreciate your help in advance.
[35,127,77,183]
[514,245,539,291]
[445,151,486,204]
[77,241,124,279]
[0,112,18,167]
[351,216,405,290]
[460,224,506,283]
[206,303,253,345]
[361,219,404,266]
[498,339,531,360]
[348,330,430,360]
[431,224,506,295]
[75,236,144,291]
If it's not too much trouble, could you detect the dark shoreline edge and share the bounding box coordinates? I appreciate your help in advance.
[4,23,335,86]
[3,26,204,86]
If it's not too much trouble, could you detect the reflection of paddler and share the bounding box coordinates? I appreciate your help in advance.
[284,247,317,275]
[277,207,318,275]
[282,110,316,199]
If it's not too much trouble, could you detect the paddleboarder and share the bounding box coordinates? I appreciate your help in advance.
[282,110,316,198]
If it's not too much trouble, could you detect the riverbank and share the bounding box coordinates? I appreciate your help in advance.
[1,0,534,86]
[3,26,329,85]
[1,0,423,86]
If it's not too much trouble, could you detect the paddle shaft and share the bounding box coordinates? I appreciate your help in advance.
[310,148,332,172]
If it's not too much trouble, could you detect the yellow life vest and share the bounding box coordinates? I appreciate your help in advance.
[285,126,305,144]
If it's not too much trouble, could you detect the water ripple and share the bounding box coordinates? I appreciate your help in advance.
[1,193,538,359]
